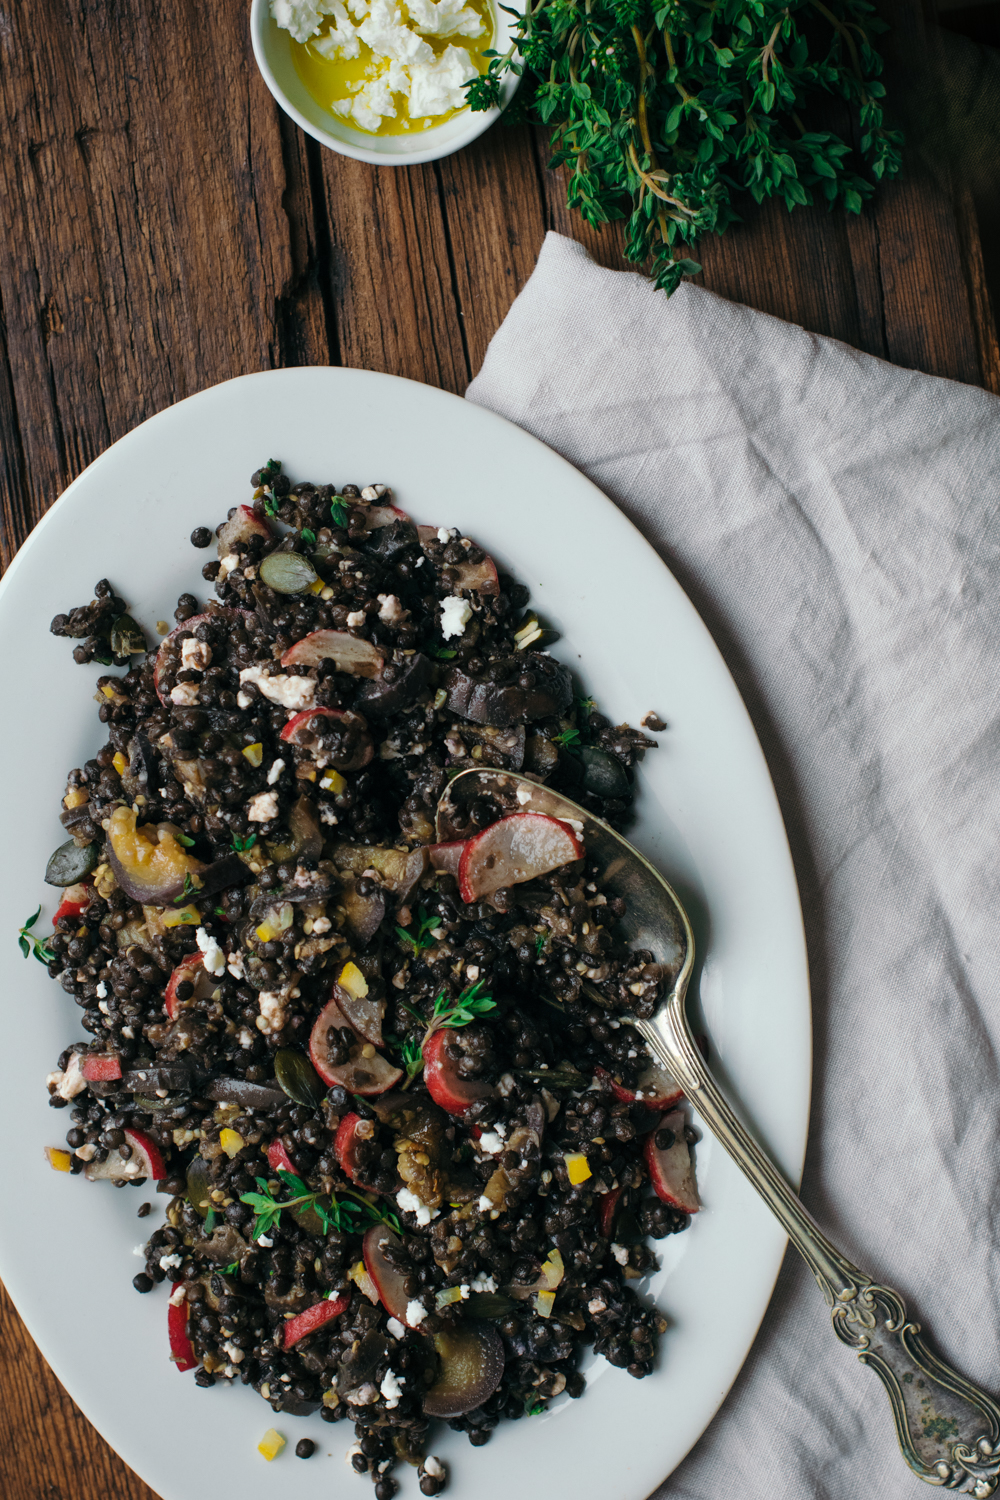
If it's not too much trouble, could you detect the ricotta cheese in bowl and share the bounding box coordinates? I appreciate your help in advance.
[251,0,512,164]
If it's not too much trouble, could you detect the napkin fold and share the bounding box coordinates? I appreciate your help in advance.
[466,232,1000,1500]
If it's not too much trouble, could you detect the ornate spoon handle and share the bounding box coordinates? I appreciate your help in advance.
[636,1010,1000,1496]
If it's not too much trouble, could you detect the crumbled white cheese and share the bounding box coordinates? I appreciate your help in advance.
[227,951,246,979]
[361,484,387,499]
[406,0,482,32]
[98,999,110,1016]
[238,1026,255,1049]
[319,805,339,825]
[217,551,240,581]
[377,593,407,624]
[440,594,473,640]
[133,1244,147,1258]
[611,1242,629,1266]
[222,1339,245,1364]
[380,1369,405,1407]
[266,758,286,785]
[312,915,332,934]
[312,0,362,55]
[408,45,474,116]
[477,1130,503,1155]
[47,1052,87,1101]
[437,527,453,543]
[477,1194,493,1212]
[386,1317,406,1340]
[74,1142,97,1162]
[236,690,253,709]
[239,664,316,711]
[270,0,327,42]
[159,1252,183,1271]
[247,790,279,822]
[396,1186,436,1226]
[257,989,288,1035]
[516,785,533,805]
[95,980,108,999]
[169,1284,187,1306]
[257,1233,273,1248]
[195,926,226,976]
[405,1299,427,1327]
[588,1296,607,1314]
[424,1456,446,1480]
[470,1272,497,1293]
[170,681,200,707]
[346,609,367,628]
[181,637,212,672]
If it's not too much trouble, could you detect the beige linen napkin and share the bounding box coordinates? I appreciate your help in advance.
[466,231,1000,1499]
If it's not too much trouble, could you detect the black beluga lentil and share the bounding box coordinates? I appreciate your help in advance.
[40,462,697,1492]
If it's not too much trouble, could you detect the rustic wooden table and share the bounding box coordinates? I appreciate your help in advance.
[1,0,998,1495]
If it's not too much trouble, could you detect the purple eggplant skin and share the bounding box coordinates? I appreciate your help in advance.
[203,1076,288,1110]
[355,652,433,718]
[197,854,253,901]
[422,1320,506,1419]
[444,652,572,728]
[338,872,386,943]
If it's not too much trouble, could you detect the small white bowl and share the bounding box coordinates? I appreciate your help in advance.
[250,0,519,166]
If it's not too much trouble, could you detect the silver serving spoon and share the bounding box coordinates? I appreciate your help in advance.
[438,767,1000,1497]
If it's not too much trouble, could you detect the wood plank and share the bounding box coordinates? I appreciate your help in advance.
[0,1281,160,1500]
[437,123,548,375]
[0,0,307,529]
[317,155,470,390]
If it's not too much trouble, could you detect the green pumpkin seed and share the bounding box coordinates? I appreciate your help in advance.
[275,1047,324,1108]
[110,614,147,656]
[259,551,318,595]
[186,1155,213,1218]
[45,838,100,887]
[465,1292,516,1319]
[579,746,631,800]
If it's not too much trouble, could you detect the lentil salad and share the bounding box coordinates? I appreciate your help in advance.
[39,463,699,1493]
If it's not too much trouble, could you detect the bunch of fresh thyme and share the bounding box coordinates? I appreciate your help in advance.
[467,0,902,292]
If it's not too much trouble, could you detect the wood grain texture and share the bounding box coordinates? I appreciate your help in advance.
[0,0,998,1496]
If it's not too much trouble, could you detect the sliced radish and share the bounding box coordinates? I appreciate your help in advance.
[54,881,92,923]
[644,1109,699,1214]
[153,607,254,705]
[86,1127,167,1183]
[597,1185,623,1239]
[366,504,410,529]
[362,1224,413,1323]
[595,1060,684,1111]
[280,629,384,678]
[217,504,271,558]
[282,1292,351,1349]
[81,1053,122,1082]
[267,1137,298,1176]
[422,1029,497,1116]
[450,556,499,597]
[457,813,583,903]
[429,841,466,877]
[308,995,403,1097]
[165,952,218,1020]
[279,707,374,770]
[333,1112,376,1185]
[168,1287,198,1372]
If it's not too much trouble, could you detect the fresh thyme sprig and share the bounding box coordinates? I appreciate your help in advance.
[330,497,350,528]
[395,906,441,957]
[240,1170,401,1242]
[467,0,902,294]
[18,907,55,966]
[398,980,497,1086]
[172,872,198,905]
[231,831,257,853]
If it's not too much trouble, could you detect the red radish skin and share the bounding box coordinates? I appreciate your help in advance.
[153,607,256,705]
[267,1138,297,1176]
[282,1293,351,1349]
[644,1110,700,1214]
[308,995,403,1096]
[217,504,271,557]
[594,1062,684,1112]
[81,1053,122,1082]
[598,1186,623,1239]
[458,813,583,903]
[126,1128,167,1180]
[422,1029,497,1116]
[280,630,384,678]
[366,505,410,529]
[334,1112,374,1185]
[362,1224,412,1323]
[450,556,499,597]
[168,1288,198,1372]
[54,882,92,923]
[164,952,209,1021]
[428,841,466,877]
[85,1127,166,1183]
